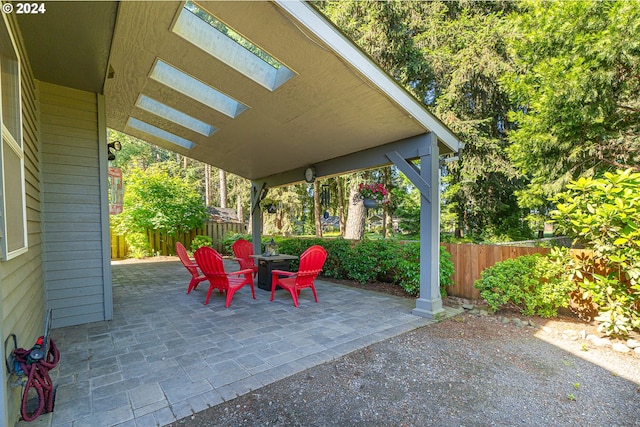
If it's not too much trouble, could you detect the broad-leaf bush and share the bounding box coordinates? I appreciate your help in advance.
[439,248,455,296]
[389,243,454,296]
[241,237,454,297]
[551,168,640,337]
[125,232,150,259]
[474,254,573,317]
[191,235,212,252]
[220,232,251,255]
[112,165,208,254]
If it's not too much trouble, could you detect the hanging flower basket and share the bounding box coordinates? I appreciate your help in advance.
[362,198,377,208]
[358,183,388,207]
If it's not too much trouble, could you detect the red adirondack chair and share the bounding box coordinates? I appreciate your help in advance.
[194,246,256,307]
[176,242,208,294]
[270,245,327,307]
[232,238,258,278]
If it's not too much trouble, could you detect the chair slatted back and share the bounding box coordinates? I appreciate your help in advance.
[232,239,256,270]
[176,242,198,274]
[294,245,327,288]
[194,246,230,289]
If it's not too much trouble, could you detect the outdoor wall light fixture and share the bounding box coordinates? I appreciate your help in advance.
[108,140,122,161]
[264,203,277,214]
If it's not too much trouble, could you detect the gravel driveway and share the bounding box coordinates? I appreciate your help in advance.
[170,310,639,427]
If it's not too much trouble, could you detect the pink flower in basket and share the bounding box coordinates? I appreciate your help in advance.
[358,183,389,203]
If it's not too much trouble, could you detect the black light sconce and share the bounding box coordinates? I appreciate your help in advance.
[108,141,122,161]
[264,203,277,214]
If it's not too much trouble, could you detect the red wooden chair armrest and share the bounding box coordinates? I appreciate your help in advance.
[271,269,296,277]
[229,268,254,277]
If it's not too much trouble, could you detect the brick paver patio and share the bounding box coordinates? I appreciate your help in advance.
[17,258,459,427]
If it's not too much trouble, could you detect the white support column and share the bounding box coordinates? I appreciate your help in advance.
[412,133,444,319]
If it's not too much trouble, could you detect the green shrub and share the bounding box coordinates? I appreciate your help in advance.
[273,236,325,270]
[190,235,212,252]
[126,232,150,259]
[344,239,399,283]
[551,168,640,336]
[439,248,455,295]
[220,232,251,255]
[246,237,454,298]
[390,243,454,296]
[212,235,455,297]
[474,254,573,317]
[115,165,207,237]
[392,242,420,295]
[321,238,354,279]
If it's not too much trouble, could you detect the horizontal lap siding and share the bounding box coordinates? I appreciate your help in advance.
[40,82,106,328]
[1,13,45,426]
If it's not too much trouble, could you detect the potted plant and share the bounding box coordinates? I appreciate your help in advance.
[358,183,388,208]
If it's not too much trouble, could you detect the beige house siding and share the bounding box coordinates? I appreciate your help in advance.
[0,11,45,427]
[40,82,109,329]
[1,7,112,423]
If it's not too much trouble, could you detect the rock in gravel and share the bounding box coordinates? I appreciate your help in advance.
[587,334,611,347]
[462,304,475,310]
[626,339,640,349]
[613,342,631,353]
[513,318,529,328]
[562,329,579,340]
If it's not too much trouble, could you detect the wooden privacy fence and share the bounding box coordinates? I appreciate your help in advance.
[442,243,551,300]
[111,221,245,259]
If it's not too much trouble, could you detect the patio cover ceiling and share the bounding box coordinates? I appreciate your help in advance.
[20,1,460,184]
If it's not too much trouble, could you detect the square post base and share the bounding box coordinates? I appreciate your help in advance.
[412,297,445,319]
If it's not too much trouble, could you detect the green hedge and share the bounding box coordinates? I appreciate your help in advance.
[474,254,574,317]
[223,233,454,297]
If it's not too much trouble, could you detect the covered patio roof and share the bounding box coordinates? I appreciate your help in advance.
[23,1,460,183]
[17,0,460,321]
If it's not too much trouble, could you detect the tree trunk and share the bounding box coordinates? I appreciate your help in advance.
[219,169,227,208]
[314,180,323,238]
[337,176,346,236]
[237,195,243,225]
[344,183,365,240]
[383,206,392,237]
[204,164,211,206]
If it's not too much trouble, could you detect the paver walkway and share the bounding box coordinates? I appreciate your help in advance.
[18,258,459,427]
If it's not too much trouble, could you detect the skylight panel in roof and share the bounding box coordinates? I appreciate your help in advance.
[149,59,247,118]
[136,95,215,137]
[127,117,196,150]
[174,1,295,91]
